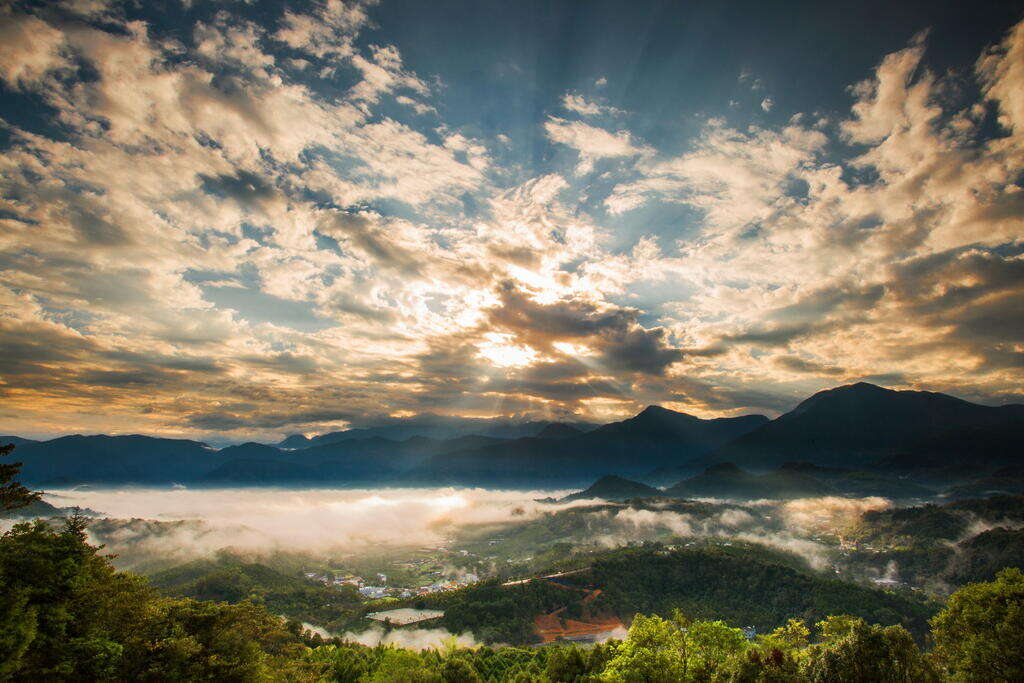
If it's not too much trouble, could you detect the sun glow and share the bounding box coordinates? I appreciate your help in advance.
[475,332,539,368]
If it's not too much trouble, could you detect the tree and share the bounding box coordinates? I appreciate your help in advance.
[0,444,40,511]
[716,646,806,683]
[0,577,37,677]
[802,620,937,682]
[440,655,481,683]
[545,646,587,682]
[683,620,749,681]
[602,614,686,682]
[364,648,440,682]
[930,567,1024,682]
[813,615,860,643]
[763,619,809,652]
[0,516,153,679]
[0,513,318,681]
[306,644,374,682]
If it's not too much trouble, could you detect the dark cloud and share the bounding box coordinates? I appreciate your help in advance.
[486,282,683,376]
[242,352,319,375]
[768,284,885,322]
[69,207,132,246]
[317,212,423,276]
[773,355,846,376]
[887,247,1024,316]
[75,368,170,387]
[724,321,824,347]
[198,170,277,207]
[885,246,1024,365]
[640,375,795,415]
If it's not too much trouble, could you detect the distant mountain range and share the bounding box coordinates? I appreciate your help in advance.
[3,382,1022,491]
[709,382,1024,472]
[556,460,936,503]
[401,407,769,486]
[276,415,599,449]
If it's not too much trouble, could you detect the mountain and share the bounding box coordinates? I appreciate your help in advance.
[775,462,935,499]
[665,462,834,500]
[708,382,1024,471]
[559,475,661,502]
[3,429,523,486]
[276,434,312,449]
[408,407,769,486]
[0,497,102,518]
[592,406,768,443]
[945,527,1024,585]
[202,458,317,483]
[277,416,599,449]
[203,433,515,485]
[14,382,1019,488]
[216,442,283,460]
[534,422,582,440]
[0,435,41,447]
[13,435,218,485]
[943,465,1024,500]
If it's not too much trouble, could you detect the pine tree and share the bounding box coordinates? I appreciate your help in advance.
[0,444,41,511]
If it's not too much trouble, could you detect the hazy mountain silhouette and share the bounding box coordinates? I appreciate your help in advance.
[708,382,1024,471]
[664,462,834,500]
[8,382,1022,488]
[277,416,598,449]
[774,462,934,499]
[13,435,217,485]
[534,423,583,440]
[406,407,768,486]
[0,436,40,447]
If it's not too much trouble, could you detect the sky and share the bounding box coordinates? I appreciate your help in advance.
[1,0,1023,442]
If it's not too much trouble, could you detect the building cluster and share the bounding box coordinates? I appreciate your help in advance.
[302,568,480,600]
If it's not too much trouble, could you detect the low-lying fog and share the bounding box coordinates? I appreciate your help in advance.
[37,487,895,575]
[44,486,580,555]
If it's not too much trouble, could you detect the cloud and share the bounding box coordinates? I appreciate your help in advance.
[561,93,620,117]
[544,117,649,174]
[485,282,684,376]
[274,0,370,59]
[51,486,581,558]
[0,4,1022,439]
[0,13,67,89]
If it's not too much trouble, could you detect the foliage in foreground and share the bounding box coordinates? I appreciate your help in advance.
[0,449,1022,682]
[3,509,1021,682]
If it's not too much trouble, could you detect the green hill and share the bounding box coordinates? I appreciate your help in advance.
[149,555,364,632]
[559,475,661,502]
[425,543,938,644]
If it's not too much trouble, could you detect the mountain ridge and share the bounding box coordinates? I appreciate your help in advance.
[4,381,1022,489]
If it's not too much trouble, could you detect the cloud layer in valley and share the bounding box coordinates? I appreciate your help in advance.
[46,486,579,558]
[1,1,1023,440]
[36,485,888,573]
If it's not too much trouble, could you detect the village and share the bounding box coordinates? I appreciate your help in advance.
[301,543,486,600]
